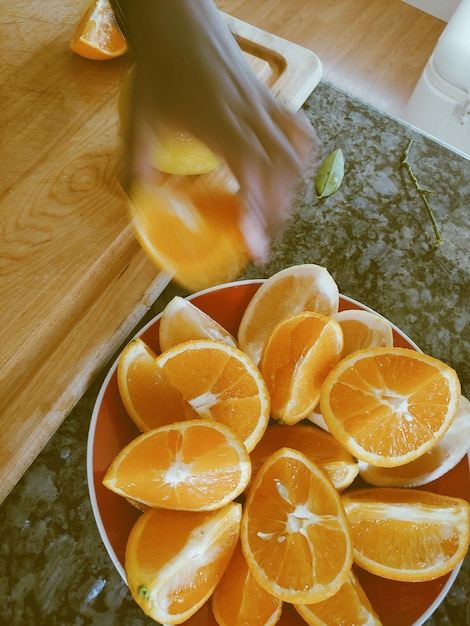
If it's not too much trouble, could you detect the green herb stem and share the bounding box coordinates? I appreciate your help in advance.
[400,139,443,246]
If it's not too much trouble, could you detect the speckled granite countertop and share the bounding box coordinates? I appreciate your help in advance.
[1,81,469,625]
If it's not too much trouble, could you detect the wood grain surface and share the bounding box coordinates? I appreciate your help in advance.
[218,0,445,118]
[0,1,321,503]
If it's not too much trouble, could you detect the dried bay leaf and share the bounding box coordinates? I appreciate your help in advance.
[315,148,344,199]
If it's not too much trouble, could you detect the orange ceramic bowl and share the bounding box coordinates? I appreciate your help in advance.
[87,279,470,626]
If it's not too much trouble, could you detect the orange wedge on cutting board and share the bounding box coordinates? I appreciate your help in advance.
[70,0,127,60]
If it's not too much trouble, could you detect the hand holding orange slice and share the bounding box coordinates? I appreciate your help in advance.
[130,179,250,292]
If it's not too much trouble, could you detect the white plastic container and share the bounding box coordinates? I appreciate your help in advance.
[404,0,470,157]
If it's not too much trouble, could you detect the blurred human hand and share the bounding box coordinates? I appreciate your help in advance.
[120,0,318,261]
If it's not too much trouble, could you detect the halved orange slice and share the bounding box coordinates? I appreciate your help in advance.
[211,540,282,626]
[238,264,339,365]
[320,347,461,467]
[341,487,470,582]
[103,419,251,511]
[295,570,382,625]
[259,311,343,424]
[241,447,353,604]
[250,423,358,492]
[155,339,270,452]
[117,337,197,432]
[332,308,393,357]
[159,296,237,353]
[125,502,241,624]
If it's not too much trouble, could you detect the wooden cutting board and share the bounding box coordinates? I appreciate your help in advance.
[0,1,322,503]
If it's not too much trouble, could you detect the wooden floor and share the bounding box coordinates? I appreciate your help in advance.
[218,0,446,119]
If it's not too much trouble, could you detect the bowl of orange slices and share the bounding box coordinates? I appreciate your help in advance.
[87,263,470,626]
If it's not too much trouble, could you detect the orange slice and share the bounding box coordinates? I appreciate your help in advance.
[332,308,394,357]
[238,264,340,366]
[151,128,221,176]
[341,487,470,582]
[70,0,127,60]
[259,311,343,424]
[359,394,470,487]
[130,180,249,292]
[102,419,251,510]
[159,296,237,353]
[295,571,382,626]
[241,447,353,604]
[125,502,241,624]
[117,68,220,175]
[250,423,358,492]
[320,347,461,467]
[155,339,270,452]
[211,540,283,626]
[117,337,198,432]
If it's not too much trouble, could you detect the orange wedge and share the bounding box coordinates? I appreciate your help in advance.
[259,311,343,424]
[238,264,340,366]
[70,0,127,60]
[151,128,221,176]
[241,448,353,604]
[359,394,470,487]
[117,68,221,175]
[250,423,358,492]
[102,419,251,511]
[117,337,198,432]
[341,487,470,582]
[320,347,461,467]
[332,308,394,357]
[130,180,249,292]
[211,540,283,626]
[125,502,241,624]
[295,571,382,626]
[155,339,270,452]
[159,296,237,353]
